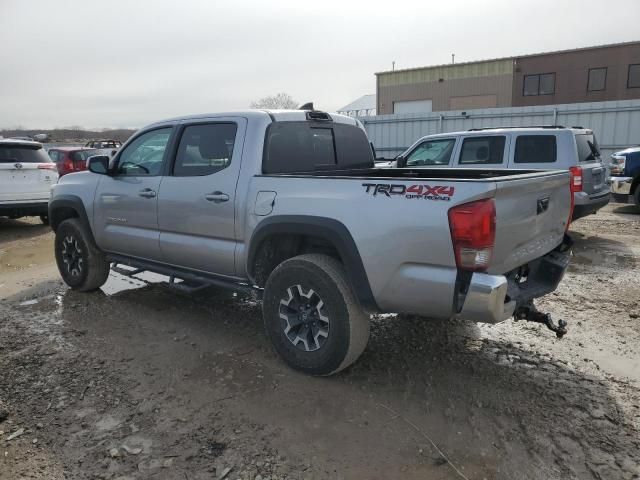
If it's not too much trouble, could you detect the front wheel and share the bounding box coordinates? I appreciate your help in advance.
[54,218,110,291]
[262,254,369,376]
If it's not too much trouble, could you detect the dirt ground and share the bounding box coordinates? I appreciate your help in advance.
[0,204,639,480]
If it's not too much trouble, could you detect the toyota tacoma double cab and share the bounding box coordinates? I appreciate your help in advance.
[49,109,573,375]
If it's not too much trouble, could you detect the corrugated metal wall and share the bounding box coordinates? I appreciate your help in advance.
[362,99,640,159]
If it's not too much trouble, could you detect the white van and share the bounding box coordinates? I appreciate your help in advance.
[395,126,610,220]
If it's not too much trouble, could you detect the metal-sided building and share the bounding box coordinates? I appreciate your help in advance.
[376,41,640,115]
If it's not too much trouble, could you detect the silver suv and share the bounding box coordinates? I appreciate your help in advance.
[395,126,610,220]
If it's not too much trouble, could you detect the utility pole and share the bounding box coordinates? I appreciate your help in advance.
[452,53,455,64]
[392,61,395,71]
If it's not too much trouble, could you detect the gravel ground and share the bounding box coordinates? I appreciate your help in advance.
[0,204,639,480]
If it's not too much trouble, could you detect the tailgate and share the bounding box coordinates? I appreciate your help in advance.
[489,171,571,274]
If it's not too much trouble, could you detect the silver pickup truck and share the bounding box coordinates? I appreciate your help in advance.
[49,109,573,375]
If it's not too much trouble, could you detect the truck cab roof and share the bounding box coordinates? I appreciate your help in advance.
[146,110,360,129]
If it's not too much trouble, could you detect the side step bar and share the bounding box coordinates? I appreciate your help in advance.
[107,254,261,297]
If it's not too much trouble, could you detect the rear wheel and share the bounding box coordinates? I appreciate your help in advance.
[262,254,369,376]
[54,218,110,291]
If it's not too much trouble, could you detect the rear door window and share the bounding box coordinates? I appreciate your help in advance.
[458,136,506,165]
[173,123,238,177]
[406,138,455,166]
[514,135,557,164]
[575,134,601,162]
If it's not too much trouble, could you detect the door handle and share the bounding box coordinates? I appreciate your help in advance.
[205,191,230,203]
[138,188,157,198]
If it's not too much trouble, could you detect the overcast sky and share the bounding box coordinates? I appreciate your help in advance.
[1,0,639,129]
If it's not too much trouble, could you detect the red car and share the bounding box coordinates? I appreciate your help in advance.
[47,147,102,177]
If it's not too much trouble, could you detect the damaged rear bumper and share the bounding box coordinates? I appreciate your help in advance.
[456,235,572,324]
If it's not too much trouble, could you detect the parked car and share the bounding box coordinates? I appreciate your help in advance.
[394,126,610,220]
[0,139,58,224]
[49,110,573,375]
[85,140,122,149]
[48,147,103,177]
[610,146,640,206]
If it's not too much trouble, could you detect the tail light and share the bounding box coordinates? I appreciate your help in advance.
[448,198,496,272]
[59,157,75,175]
[569,166,583,192]
[566,170,576,230]
[37,163,57,170]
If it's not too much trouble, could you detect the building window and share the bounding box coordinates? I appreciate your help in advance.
[523,73,555,96]
[588,67,607,91]
[628,64,640,88]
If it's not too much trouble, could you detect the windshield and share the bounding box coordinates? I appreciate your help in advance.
[0,144,52,163]
[575,133,601,162]
[406,138,455,166]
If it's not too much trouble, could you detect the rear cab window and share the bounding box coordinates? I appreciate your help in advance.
[456,136,506,165]
[262,121,373,174]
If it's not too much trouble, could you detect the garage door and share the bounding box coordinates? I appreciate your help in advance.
[393,100,433,114]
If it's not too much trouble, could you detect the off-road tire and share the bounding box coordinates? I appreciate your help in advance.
[55,218,110,292]
[263,253,369,376]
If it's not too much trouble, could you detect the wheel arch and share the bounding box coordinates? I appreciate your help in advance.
[247,215,378,312]
[49,195,96,244]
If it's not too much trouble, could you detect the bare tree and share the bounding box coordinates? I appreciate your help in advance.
[250,93,298,110]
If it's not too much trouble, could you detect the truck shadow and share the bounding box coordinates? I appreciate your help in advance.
[610,204,639,215]
[569,230,637,270]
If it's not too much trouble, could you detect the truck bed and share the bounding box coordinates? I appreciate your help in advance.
[250,166,572,319]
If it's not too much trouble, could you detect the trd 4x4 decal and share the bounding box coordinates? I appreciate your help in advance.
[362,183,455,201]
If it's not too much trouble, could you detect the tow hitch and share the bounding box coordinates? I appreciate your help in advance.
[514,302,568,339]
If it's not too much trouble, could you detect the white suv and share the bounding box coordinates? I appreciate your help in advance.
[395,126,610,220]
[0,139,59,224]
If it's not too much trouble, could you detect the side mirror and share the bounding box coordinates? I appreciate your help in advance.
[87,155,110,175]
[396,155,407,168]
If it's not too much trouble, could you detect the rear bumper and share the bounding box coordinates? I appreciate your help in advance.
[0,201,49,217]
[610,177,633,203]
[456,273,515,323]
[456,235,572,324]
[611,176,632,195]
[572,191,610,220]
